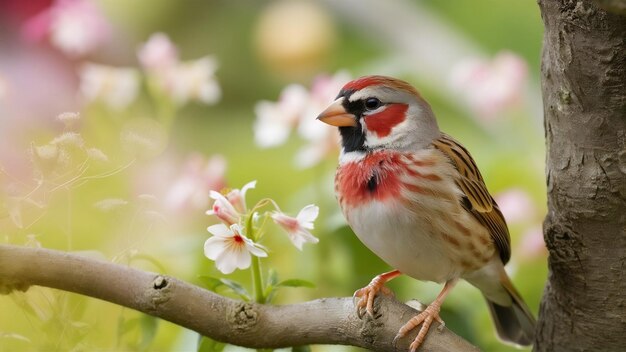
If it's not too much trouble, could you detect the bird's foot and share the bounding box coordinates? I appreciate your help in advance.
[353,278,394,318]
[393,303,444,352]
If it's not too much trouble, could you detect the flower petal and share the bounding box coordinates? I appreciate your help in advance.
[246,242,268,257]
[234,246,252,269]
[214,250,238,274]
[288,229,319,251]
[204,237,227,260]
[208,192,240,225]
[207,224,232,238]
[296,204,319,225]
[209,190,226,200]
[240,180,257,200]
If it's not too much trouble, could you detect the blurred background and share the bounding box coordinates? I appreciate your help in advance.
[0,0,547,351]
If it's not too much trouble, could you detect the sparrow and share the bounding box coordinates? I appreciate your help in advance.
[316,75,536,351]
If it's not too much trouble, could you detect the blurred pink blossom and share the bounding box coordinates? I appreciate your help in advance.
[449,51,527,119]
[519,226,547,259]
[136,33,221,106]
[0,73,7,100]
[253,71,350,168]
[167,57,221,105]
[23,0,111,57]
[78,63,139,109]
[163,154,227,212]
[254,84,309,147]
[137,32,179,71]
[494,188,534,224]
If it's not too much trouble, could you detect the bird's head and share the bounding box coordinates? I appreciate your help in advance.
[317,75,440,154]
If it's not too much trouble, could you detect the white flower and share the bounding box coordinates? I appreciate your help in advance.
[272,204,319,250]
[204,224,267,274]
[252,71,348,168]
[166,56,221,105]
[225,180,257,213]
[253,84,309,148]
[206,191,240,225]
[449,51,528,119]
[79,63,139,109]
[137,32,179,71]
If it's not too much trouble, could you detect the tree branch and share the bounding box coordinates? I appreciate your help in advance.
[0,244,477,351]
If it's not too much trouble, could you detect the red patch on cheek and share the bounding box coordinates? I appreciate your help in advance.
[364,104,408,138]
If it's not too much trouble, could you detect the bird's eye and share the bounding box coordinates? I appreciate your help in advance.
[364,98,381,110]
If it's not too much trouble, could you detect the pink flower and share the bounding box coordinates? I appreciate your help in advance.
[206,180,256,224]
[206,191,240,226]
[136,33,221,106]
[253,84,309,147]
[449,51,528,119]
[253,71,349,168]
[137,33,179,71]
[166,57,221,106]
[494,188,534,224]
[225,180,257,213]
[23,0,111,57]
[519,226,547,259]
[272,204,319,250]
[204,224,267,274]
[78,63,139,110]
[164,154,226,212]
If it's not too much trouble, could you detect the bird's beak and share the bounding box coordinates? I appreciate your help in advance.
[316,98,356,127]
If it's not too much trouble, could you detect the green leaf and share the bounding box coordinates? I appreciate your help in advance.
[118,316,139,338]
[219,279,252,301]
[263,269,279,303]
[139,314,158,351]
[266,269,279,286]
[292,345,312,352]
[130,253,168,274]
[198,276,224,292]
[198,276,251,301]
[197,335,226,352]
[276,279,315,288]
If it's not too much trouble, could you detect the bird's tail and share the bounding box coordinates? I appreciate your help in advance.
[484,270,536,346]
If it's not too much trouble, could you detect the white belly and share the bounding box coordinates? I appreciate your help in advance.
[346,200,461,283]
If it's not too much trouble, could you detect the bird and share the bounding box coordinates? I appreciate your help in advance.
[316,75,536,351]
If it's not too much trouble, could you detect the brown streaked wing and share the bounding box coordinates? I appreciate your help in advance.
[432,133,511,264]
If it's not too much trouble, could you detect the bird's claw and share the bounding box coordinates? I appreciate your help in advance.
[353,283,393,318]
[436,320,446,332]
[394,304,444,352]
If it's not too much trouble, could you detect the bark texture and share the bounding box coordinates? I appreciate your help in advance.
[0,245,477,352]
[537,1,626,351]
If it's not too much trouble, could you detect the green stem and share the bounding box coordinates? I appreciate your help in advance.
[251,255,265,304]
[246,215,271,352]
[246,213,265,304]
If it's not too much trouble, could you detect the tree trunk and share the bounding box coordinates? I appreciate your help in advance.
[537,1,626,351]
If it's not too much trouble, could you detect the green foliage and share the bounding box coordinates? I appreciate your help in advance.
[198,276,252,302]
[197,336,226,352]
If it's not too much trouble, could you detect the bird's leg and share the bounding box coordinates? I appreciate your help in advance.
[353,270,401,317]
[394,279,458,352]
